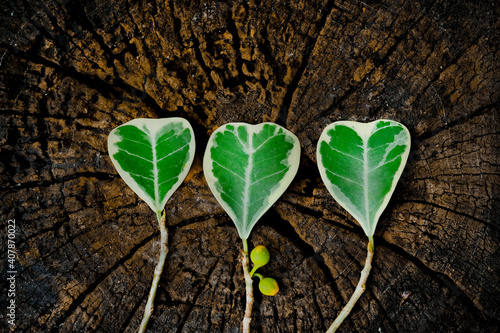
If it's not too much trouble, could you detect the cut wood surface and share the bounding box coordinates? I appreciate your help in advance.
[1,0,498,332]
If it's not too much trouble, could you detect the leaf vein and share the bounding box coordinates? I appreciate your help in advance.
[213,161,246,182]
[250,167,289,186]
[253,150,290,164]
[155,133,177,146]
[117,148,153,163]
[325,169,363,187]
[253,133,286,152]
[229,128,250,154]
[128,172,154,181]
[368,152,404,173]
[327,143,363,162]
[219,190,244,209]
[157,143,189,162]
[158,174,179,186]
[370,124,400,137]
[121,138,151,148]
[216,146,246,159]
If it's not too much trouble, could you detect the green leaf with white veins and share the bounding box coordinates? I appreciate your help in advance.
[204,122,300,240]
[317,120,411,237]
[108,118,195,213]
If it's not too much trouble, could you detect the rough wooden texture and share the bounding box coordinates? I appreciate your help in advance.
[1,0,499,332]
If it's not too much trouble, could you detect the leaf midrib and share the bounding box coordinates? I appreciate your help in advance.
[150,131,159,211]
[363,133,370,229]
[242,132,253,234]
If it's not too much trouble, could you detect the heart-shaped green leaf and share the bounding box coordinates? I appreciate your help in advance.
[203,122,301,240]
[108,118,195,213]
[317,120,410,236]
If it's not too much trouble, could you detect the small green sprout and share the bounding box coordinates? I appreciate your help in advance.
[249,245,270,276]
[256,275,279,296]
[249,245,279,296]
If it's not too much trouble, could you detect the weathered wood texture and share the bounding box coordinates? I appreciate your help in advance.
[1,0,499,332]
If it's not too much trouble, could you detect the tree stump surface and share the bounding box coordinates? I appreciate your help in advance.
[1,0,499,332]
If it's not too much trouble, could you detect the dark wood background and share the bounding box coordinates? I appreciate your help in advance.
[1,0,499,332]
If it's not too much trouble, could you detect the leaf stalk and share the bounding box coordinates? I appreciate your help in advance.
[138,211,169,333]
[326,236,374,333]
[241,238,254,333]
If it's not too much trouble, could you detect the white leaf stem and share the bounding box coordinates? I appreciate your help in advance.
[138,211,169,333]
[241,239,254,333]
[326,236,374,333]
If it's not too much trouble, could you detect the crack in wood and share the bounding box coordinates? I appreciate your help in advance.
[376,236,496,322]
[50,233,156,332]
[400,198,499,231]
[173,257,221,333]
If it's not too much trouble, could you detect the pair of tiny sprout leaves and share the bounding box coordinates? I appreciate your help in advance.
[108,118,410,242]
